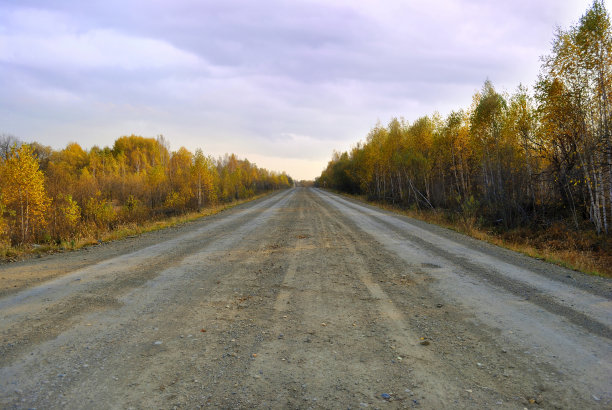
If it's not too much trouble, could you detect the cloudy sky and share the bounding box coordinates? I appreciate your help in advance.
[0,0,605,180]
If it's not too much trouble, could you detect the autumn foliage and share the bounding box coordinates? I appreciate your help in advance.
[317,1,612,238]
[0,144,50,244]
[0,135,291,247]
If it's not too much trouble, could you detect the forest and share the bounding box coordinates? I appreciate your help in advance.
[317,1,612,245]
[0,134,292,249]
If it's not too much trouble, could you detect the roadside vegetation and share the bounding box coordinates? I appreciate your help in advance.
[317,1,612,277]
[0,134,292,260]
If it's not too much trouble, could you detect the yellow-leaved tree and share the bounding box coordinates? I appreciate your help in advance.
[0,194,8,244]
[50,194,81,241]
[0,144,50,244]
[192,149,217,211]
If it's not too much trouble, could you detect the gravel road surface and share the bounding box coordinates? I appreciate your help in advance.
[1,187,610,409]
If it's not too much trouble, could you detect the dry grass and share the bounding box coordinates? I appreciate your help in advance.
[341,193,612,278]
[0,192,272,262]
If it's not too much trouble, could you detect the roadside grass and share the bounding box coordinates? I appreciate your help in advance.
[0,192,273,262]
[337,192,612,279]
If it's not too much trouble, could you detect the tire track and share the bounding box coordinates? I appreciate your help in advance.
[0,189,294,367]
[316,189,612,339]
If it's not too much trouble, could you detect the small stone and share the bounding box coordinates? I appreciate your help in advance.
[381,393,391,400]
[592,395,600,401]
[154,341,162,345]
[419,340,430,346]
[436,303,444,308]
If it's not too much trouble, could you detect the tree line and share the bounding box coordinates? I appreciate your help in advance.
[0,134,292,246]
[316,1,612,236]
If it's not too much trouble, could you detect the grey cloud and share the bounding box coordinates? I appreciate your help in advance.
[0,0,600,180]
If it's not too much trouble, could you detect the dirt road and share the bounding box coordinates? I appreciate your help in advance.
[1,187,611,409]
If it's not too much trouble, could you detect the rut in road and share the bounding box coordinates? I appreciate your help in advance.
[0,187,610,409]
